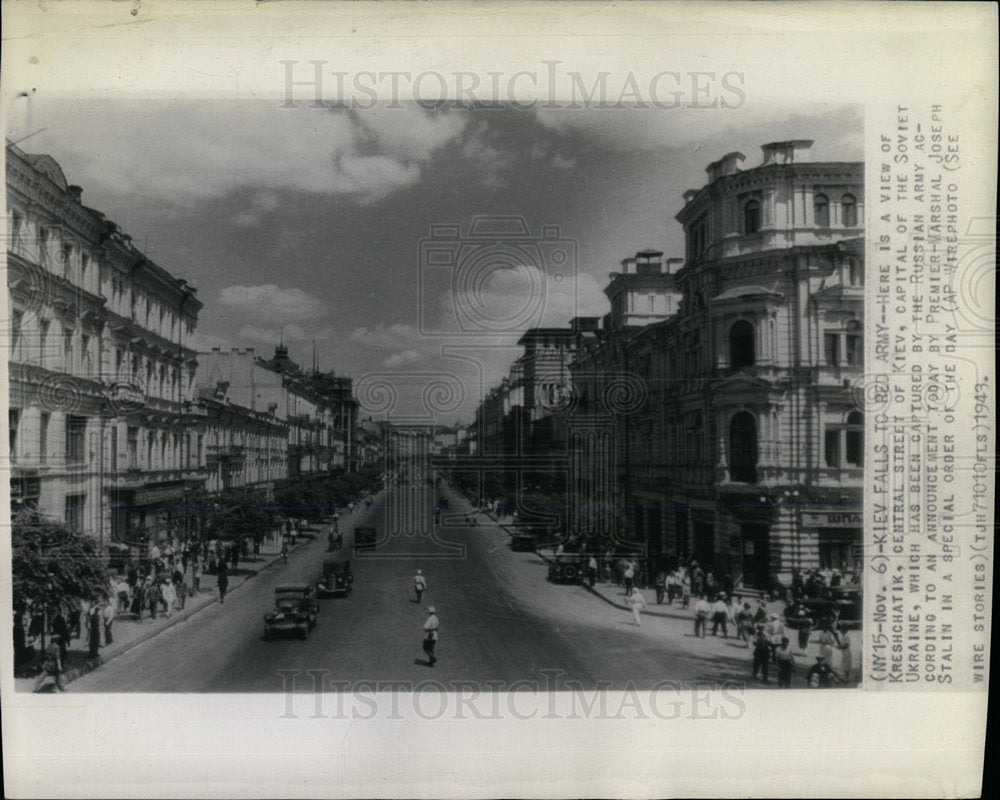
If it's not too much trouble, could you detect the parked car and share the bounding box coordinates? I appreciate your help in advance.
[264,584,319,640]
[354,526,377,552]
[548,553,586,583]
[317,553,353,597]
[510,528,536,552]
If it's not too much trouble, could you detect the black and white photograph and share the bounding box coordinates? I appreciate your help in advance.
[1,2,994,798]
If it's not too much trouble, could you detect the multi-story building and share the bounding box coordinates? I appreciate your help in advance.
[628,140,864,589]
[6,144,206,550]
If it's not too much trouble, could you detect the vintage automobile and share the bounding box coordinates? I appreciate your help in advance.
[354,526,378,552]
[264,584,319,640]
[548,552,587,583]
[317,553,353,597]
[510,528,536,552]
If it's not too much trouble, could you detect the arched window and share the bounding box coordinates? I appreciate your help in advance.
[846,320,863,365]
[846,411,863,467]
[743,200,761,234]
[729,320,756,368]
[814,193,830,227]
[729,411,758,483]
[841,194,857,227]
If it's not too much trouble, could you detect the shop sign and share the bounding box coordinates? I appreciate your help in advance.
[802,510,862,527]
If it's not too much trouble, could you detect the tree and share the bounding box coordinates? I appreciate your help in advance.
[12,510,110,648]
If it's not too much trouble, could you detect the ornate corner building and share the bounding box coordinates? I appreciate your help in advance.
[632,140,864,589]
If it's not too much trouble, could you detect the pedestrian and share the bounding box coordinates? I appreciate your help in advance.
[217,559,229,604]
[796,607,814,653]
[102,594,116,645]
[752,626,771,684]
[87,600,102,659]
[588,556,598,588]
[192,559,202,594]
[422,606,439,667]
[281,538,289,564]
[838,624,854,683]
[33,637,67,693]
[681,573,691,609]
[818,622,839,662]
[711,595,729,638]
[630,588,647,626]
[413,569,427,604]
[775,636,795,688]
[146,576,160,620]
[176,571,188,611]
[230,542,239,571]
[806,655,835,687]
[654,571,666,604]
[623,561,635,598]
[736,602,754,647]
[115,575,131,615]
[693,596,711,638]
[161,579,177,619]
[766,613,785,654]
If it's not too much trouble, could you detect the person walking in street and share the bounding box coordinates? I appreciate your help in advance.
[630,588,647,626]
[806,655,835,687]
[693,596,711,638]
[281,538,289,564]
[422,606,439,667]
[736,602,755,647]
[161,578,177,619]
[654,571,666,604]
[680,572,691,609]
[102,595,116,646]
[752,625,771,684]
[87,600,102,660]
[711,595,729,638]
[176,569,188,611]
[775,636,795,688]
[34,637,67,693]
[192,559,202,594]
[818,622,840,663]
[766,613,786,655]
[217,559,230,604]
[413,569,427,604]
[587,556,598,588]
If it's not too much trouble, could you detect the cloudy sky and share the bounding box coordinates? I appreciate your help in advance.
[11,99,862,423]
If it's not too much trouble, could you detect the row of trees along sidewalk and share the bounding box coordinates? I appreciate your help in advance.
[12,467,383,651]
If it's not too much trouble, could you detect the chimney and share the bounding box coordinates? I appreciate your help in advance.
[67,185,83,202]
[705,151,745,183]
[761,139,814,166]
[620,256,637,274]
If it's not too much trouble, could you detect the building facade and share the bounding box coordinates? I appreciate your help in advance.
[6,144,206,550]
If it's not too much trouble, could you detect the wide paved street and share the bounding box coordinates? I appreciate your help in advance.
[71,478,757,692]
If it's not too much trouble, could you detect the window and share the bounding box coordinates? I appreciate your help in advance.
[729,411,758,483]
[39,320,51,365]
[147,433,154,470]
[60,244,74,279]
[814,194,830,227]
[65,493,86,531]
[743,199,761,234]
[63,330,74,371]
[849,258,863,286]
[81,253,90,290]
[80,335,91,371]
[824,429,841,467]
[10,210,24,249]
[846,411,863,467]
[127,426,139,469]
[841,194,857,227]
[10,311,23,360]
[39,227,50,267]
[824,333,839,366]
[66,416,87,463]
[9,409,20,459]
[846,321,863,366]
[39,413,50,459]
[729,320,755,368]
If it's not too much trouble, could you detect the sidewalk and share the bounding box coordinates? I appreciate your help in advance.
[15,533,319,692]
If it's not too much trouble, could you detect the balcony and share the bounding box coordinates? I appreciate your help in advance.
[206,445,246,465]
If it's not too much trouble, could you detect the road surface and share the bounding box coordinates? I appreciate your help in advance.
[71,478,755,692]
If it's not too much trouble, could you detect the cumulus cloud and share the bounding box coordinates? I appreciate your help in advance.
[30,99,469,207]
[349,323,419,349]
[235,322,338,345]
[462,123,513,189]
[382,349,423,368]
[233,191,282,227]
[219,284,329,323]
